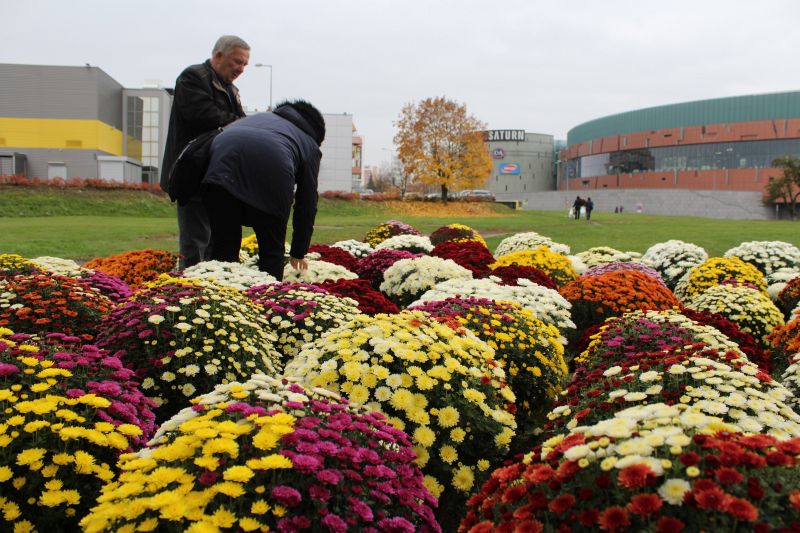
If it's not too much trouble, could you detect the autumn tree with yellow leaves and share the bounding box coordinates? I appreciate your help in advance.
[393,96,493,201]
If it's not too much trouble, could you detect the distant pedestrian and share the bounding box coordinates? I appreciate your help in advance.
[572,196,584,220]
[636,202,643,213]
[585,197,594,221]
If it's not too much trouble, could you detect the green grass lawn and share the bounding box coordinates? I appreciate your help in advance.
[0,186,797,260]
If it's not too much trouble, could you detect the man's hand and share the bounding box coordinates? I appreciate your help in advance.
[289,256,308,272]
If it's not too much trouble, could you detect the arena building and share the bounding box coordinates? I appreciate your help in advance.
[546,91,800,218]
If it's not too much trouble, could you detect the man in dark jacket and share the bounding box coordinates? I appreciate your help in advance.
[161,35,249,269]
[202,100,325,280]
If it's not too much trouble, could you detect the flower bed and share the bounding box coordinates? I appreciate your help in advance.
[409,297,569,440]
[0,272,113,341]
[411,277,575,341]
[777,276,800,318]
[84,249,178,288]
[317,278,400,315]
[0,329,153,532]
[674,256,767,302]
[180,260,277,291]
[246,282,361,361]
[0,253,40,276]
[281,259,358,284]
[685,284,784,348]
[767,312,800,378]
[462,403,800,532]
[724,240,800,276]
[285,311,516,527]
[487,264,556,289]
[96,276,281,420]
[559,270,680,334]
[641,240,708,290]
[430,240,495,278]
[81,375,440,533]
[574,246,642,267]
[364,220,421,247]
[429,223,487,247]
[491,246,577,287]
[307,243,359,272]
[354,248,421,290]
[584,260,667,287]
[494,231,570,256]
[330,238,374,258]
[679,307,770,373]
[380,256,473,308]
[546,341,800,439]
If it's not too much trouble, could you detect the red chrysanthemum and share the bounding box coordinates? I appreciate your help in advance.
[318,278,399,315]
[714,467,743,486]
[578,509,599,526]
[627,493,663,516]
[617,464,656,489]
[524,464,555,485]
[657,516,685,533]
[789,490,800,511]
[724,496,759,522]
[548,493,576,514]
[598,506,630,532]
[490,264,557,289]
[694,486,727,510]
[308,244,359,272]
[430,240,494,278]
[511,520,544,533]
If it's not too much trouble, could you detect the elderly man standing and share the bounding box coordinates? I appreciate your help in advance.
[161,35,250,269]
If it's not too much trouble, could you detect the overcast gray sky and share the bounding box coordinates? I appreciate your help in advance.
[5,1,800,168]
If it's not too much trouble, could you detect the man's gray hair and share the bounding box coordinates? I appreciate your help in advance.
[212,35,250,56]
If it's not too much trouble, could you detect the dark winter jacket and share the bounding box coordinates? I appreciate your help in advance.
[160,60,245,192]
[203,109,322,258]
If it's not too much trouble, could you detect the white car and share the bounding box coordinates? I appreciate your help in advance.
[459,190,496,201]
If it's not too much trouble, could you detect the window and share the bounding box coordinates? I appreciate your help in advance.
[48,163,67,180]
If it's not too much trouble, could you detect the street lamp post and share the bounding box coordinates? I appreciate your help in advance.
[254,63,273,111]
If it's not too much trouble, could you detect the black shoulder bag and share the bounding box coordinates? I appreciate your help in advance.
[167,127,223,205]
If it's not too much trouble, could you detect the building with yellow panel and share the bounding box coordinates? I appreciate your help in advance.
[0,63,171,184]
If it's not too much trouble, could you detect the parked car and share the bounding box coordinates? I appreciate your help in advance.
[459,189,496,201]
[359,189,375,197]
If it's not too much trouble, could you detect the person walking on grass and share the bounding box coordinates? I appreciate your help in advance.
[572,196,584,220]
[585,197,594,221]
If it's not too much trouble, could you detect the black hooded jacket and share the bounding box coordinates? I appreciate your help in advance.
[160,60,245,193]
[203,108,322,258]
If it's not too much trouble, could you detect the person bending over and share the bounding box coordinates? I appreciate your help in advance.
[202,100,324,280]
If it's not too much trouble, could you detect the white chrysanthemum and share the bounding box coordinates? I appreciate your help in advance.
[641,240,708,289]
[182,260,277,291]
[568,255,588,275]
[573,246,642,268]
[409,276,575,340]
[30,256,87,277]
[281,259,358,284]
[380,256,472,306]
[374,234,433,254]
[331,239,374,258]
[659,478,691,505]
[780,352,800,413]
[494,231,570,257]
[724,240,800,276]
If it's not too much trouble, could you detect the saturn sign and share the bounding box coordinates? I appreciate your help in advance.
[499,163,520,174]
